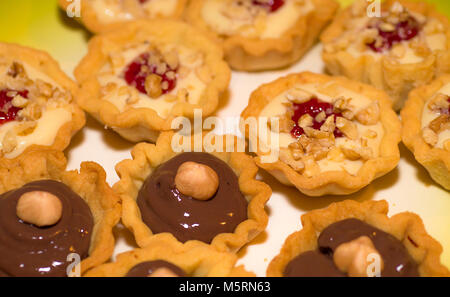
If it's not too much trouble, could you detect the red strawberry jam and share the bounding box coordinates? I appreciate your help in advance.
[290,98,343,138]
[0,89,28,125]
[367,16,420,52]
[252,0,285,12]
[123,52,177,95]
[139,0,149,4]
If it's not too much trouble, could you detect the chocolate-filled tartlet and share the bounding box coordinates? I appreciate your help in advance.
[136,152,248,243]
[126,260,186,277]
[284,219,419,277]
[267,200,450,277]
[0,180,93,277]
[0,150,121,277]
[84,233,255,277]
[115,132,271,252]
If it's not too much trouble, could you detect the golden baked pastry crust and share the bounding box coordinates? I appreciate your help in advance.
[114,131,272,253]
[58,0,188,33]
[185,0,339,71]
[241,71,401,196]
[0,42,85,159]
[0,150,121,276]
[401,75,450,190]
[267,199,450,277]
[321,0,450,111]
[84,233,254,277]
[75,19,230,143]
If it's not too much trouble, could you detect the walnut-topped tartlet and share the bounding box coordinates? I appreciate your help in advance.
[75,19,230,143]
[59,0,188,33]
[401,74,450,190]
[185,0,338,71]
[267,200,449,277]
[321,0,450,111]
[241,72,401,196]
[0,43,85,159]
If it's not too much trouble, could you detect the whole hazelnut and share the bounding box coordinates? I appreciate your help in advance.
[174,161,219,201]
[148,267,179,277]
[16,191,63,227]
[333,236,384,277]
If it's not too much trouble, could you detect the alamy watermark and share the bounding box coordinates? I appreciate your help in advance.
[171,109,280,164]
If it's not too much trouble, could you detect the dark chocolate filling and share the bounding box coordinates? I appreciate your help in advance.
[126,260,186,277]
[0,180,94,277]
[284,218,419,277]
[136,152,248,243]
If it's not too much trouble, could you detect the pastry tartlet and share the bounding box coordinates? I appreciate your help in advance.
[185,0,339,71]
[114,131,271,253]
[241,72,401,196]
[75,19,231,143]
[321,0,450,111]
[0,43,85,159]
[59,0,188,33]
[267,200,449,277]
[84,233,254,277]
[0,150,121,277]
[401,74,450,190]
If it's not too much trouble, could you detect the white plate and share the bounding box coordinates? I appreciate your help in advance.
[65,44,450,277]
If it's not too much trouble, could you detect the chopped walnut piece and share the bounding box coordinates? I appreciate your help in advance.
[7,62,26,78]
[303,127,331,139]
[144,74,163,98]
[422,127,438,146]
[279,114,294,133]
[163,49,179,70]
[320,115,336,133]
[428,115,450,133]
[11,95,28,108]
[280,148,305,172]
[298,114,313,129]
[336,117,358,139]
[355,102,380,125]
[427,94,449,111]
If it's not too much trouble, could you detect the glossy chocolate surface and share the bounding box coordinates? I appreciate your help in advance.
[137,152,248,243]
[126,260,186,277]
[0,180,94,277]
[284,218,419,277]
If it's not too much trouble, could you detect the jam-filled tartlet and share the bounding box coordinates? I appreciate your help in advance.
[114,132,271,252]
[84,234,254,277]
[241,72,401,196]
[401,75,450,190]
[0,43,85,159]
[75,20,230,143]
[58,0,188,33]
[321,0,450,111]
[267,200,449,277]
[185,0,338,71]
[0,150,121,277]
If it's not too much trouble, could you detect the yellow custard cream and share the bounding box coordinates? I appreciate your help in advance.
[201,0,312,39]
[0,107,72,159]
[259,84,384,176]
